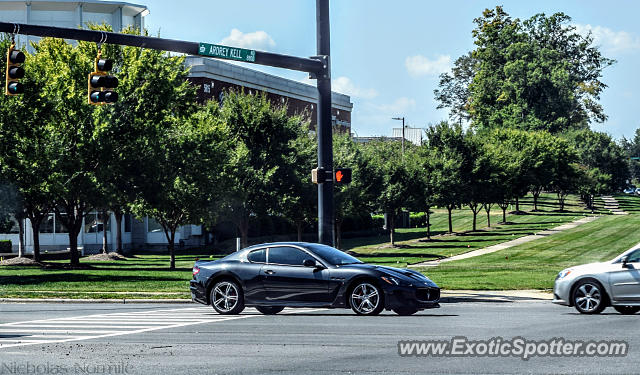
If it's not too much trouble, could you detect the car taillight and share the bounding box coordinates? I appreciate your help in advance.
[192,266,200,278]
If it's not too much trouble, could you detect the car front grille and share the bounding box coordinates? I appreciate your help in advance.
[416,288,440,302]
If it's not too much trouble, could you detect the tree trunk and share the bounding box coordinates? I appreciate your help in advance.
[101,210,108,254]
[17,218,24,258]
[336,221,343,250]
[29,216,43,262]
[447,205,453,234]
[114,211,123,254]
[515,196,520,212]
[532,192,539,211]
[469,203,481,232]
[425,209,431,240]
[296,222,303,242]
[169,230,176,270]
[388,212,396,246]
[484,203,492,227]
[238,216,249,249]
[69,229,80,266]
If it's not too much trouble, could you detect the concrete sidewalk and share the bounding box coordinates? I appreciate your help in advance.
[601,195,627,215]
[409,215,601,268]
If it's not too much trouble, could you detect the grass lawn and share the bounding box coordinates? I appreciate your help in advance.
[0,193,632,298]
[0,254,218,299]
[418,194,640,290]
[344,193,605,268]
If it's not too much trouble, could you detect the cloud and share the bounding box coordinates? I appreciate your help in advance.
[331,76,378,99]
[405,54,451,77]
[573,24,640,53]
[220,29,276,51]
[377,97,416,113]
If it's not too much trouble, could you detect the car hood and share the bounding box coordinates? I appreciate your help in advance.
[339,263,439,288]
[565,262,611,275]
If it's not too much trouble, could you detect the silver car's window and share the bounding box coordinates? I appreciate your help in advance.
[247,249,266,263]
[627,250,640,263]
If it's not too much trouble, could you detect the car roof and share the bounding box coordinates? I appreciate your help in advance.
[243,242,318,251]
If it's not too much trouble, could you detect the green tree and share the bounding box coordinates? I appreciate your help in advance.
[411,144,437,239]
[219,91,304,249]
[131,103,230,269]
[437,7,614,133]
[426,122,470,233]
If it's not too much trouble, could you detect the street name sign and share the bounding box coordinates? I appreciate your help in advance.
[198,42,256,62]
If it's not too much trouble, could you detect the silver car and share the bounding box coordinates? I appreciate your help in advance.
[553,246,640,314]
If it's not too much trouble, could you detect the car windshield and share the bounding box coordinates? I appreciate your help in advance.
[306,244,363,266]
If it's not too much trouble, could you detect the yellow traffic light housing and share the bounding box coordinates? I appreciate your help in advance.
[88,54,118,105]
[5,44,25,96]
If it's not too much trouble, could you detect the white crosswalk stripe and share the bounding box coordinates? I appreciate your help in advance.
[0,306,324,349]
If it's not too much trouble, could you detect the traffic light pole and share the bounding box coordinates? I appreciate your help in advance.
[1,2,336,247]
[316,0,334,246]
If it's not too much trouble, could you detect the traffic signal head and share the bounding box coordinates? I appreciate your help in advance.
[88,57,118,105]
[334,168,352,184]
[5,45,25,96]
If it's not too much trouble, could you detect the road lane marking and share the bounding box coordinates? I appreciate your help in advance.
[0,307,326,349]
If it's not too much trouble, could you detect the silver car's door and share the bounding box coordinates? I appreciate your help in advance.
[609,250,640,302]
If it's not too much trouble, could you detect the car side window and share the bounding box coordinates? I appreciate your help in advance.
[247,249,266,263]
[627,250,640,263]
[267,246,310,266]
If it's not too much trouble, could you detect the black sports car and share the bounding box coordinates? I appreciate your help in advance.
[190,242,440,316]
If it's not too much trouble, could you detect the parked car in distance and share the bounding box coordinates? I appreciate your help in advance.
[190,242,440,316]
[635,188,640,195]
[623,187,636,194]
[553,246,640,314]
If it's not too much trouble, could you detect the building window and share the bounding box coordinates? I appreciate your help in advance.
[124,214,132,233]
[55,213,68,233]
[147,218,163,233]
[39,214,54,233]
[84,212,110,233]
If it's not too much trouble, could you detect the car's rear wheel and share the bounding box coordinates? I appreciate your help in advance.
[572,280,606,314]
[392,306,418,316]
[613,306,640,315]
[256,306,285,315]
[350,282,384,316]
[211,280,244,315]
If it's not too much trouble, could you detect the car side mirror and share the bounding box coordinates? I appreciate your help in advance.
[622,256,630,268]
[303,259,316,268]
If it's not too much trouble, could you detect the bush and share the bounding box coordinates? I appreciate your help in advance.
[372,214,385,229]
[410,212,427,228]
[0,240,11,253]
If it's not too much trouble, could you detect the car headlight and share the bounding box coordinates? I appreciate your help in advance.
[381,276,400,285]
[556,269,572,280]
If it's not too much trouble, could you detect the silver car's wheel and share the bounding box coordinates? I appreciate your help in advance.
[573,281,606,314]
[211,281,244,315]
[350,282,383,315]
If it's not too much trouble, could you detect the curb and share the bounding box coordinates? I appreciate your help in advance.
[0,298,193,304]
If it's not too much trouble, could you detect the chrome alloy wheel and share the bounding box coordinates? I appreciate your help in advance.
[574,283,602,313]
[351,283,381,314]
[212,282,239,313]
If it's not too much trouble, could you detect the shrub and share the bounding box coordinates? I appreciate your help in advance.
[410,212,427,228]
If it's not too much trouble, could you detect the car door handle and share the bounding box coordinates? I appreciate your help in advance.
[265,269,275,275]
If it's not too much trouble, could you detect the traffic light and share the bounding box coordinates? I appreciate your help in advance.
[334,168,352,184]
[88,57,118,105]
[5,44,25,96]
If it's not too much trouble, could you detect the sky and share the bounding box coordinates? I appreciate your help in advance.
[143,0,640,140]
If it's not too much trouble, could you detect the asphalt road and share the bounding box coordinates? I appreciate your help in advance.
[0,300,638,375]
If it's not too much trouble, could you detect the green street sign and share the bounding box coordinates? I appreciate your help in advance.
[198,42,256,63]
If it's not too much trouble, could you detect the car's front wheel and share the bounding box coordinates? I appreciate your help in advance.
[572,280,606,314]
[613,306,640,315]
[256,306,285,315]
[210,280,245,315]
[350,282,384,316]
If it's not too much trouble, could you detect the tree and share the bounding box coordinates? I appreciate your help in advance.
[333,134,380,248]
[93,26,198,254]
[0,181,25,256]
[363,140,411,246]
[426,122,470,233]
[219,91,304,249]
[563,129,630,192]
[132,102,230,269]
[411,144,437,239]
[621,128,640,183]
[437,7,614,133]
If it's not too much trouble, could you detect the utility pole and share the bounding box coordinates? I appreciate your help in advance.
[316,0,334,246]
[392,116,405,155]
